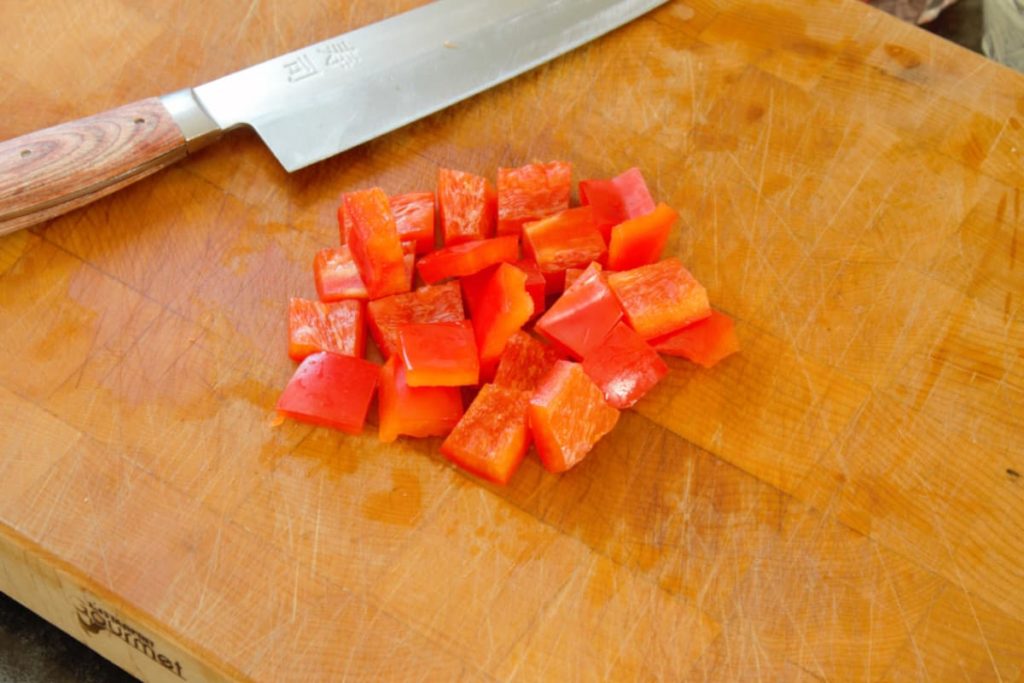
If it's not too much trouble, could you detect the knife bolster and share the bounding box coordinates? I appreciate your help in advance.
[0,98,193,236]
[159,89,223,154]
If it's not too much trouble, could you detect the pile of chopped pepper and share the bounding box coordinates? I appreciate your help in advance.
[278,162,739,484]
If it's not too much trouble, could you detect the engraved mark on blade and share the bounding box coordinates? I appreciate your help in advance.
[283,41,361,83]
[319,40,361,70]
[284,54,319,82]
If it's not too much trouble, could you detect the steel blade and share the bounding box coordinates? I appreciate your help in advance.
[192,0,667,172]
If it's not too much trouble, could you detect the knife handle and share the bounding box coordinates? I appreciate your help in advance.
[0,94,219,237]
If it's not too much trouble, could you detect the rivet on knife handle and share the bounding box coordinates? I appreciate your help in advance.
[0,95,221,237]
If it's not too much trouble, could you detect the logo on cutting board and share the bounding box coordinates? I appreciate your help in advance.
[73,598,185,680]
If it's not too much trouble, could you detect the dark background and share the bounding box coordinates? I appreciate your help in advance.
[0,1,989,681]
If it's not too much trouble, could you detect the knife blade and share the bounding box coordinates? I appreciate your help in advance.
[0,0,667,237]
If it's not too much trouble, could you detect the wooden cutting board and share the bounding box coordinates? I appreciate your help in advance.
[2,1,1022,680]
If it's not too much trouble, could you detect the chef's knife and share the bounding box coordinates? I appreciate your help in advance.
[0,0,666,236]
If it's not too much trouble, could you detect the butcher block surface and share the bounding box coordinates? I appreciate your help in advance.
[1,1,1023,680]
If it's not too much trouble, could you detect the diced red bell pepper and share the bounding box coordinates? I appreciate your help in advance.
[345,188,409,299]
[493,331,562,393]
[581,321,668,409]
[608,258,710,339]
[541,269,567,296]
[399,243,417,288]
[288,297,365,361]
[459,264,497,319]
[565,266,589,288]
[338,197,355,243]
[340,191,436,254]
[440,384,531,484]
[497,161,572,236]
[276,352,379,434]
[398,321,480,387]
[515,259,547,318]
[461,258,546,321]
[438,168,496,245]
[472,263,535,379]
[528,360,619,473]
[522,206,607,281]
[314,246,368,301]
[606,203,678,271]
[563,267,593,290]
[534,262,623,359]
[367,281,465,358]
[650,310,740,368]
[315,245,416,302]
[378,355,463,443]
[579,167,656,242]
[416,235,519,284]
[388,192,436,254]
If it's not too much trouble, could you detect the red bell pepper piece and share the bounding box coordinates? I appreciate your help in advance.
[314,245,415,302]
[541,270,567,296]
[515,259,547,318]
[606,203,678,271]
[497,161,572,236]
[650,310,740,367]
[461,258,544,320]
[367,281,465,358]
[416,235,519,284]
[276,352,379,434]
[438,168,496,245]
[528,360,619,473]
[534,262,623,359]
[378,355,463,443]
[344,188,410,299]
[562,266,602,290]
[493,331,562,393]
[314,246,368,301]
[288,297,365,362]
[522,205,607,281]
[563,268,583,289]
[472,262,535,379]
[340,191,436,254]
[398,321,480,387]
[440,384,531,484]
[388,192,436,254]
[579,167,656,242]
[581,321,668,409]
[460,258,547,320]
[608,258,711,339]
[459,264,497,320]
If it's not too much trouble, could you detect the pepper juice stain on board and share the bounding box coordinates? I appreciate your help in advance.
[286,428,360,479]
[30,314,96,363]
[701,4,812,56]
[363,469,423,526]
[883,43,923,70]
[221,376,281,410]
[961,130,991,169]
[663,0,719,37]
[761,173,791,196]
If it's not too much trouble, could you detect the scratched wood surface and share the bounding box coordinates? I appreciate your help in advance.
[1,0,1023,680]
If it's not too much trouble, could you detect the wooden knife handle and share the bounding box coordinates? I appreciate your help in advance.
[0,98,191,236]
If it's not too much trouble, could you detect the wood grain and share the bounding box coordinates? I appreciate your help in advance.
[2,0,1024,680]
[0,98,186,235]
